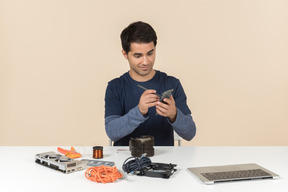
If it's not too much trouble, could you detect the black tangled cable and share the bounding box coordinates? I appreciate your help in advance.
[122,156,152,173]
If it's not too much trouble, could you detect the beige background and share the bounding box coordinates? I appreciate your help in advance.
[1,0,287,146]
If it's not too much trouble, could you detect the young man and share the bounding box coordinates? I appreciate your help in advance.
[105,21,196,146]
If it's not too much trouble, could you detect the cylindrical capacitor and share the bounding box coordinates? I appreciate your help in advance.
[93,146,103,159]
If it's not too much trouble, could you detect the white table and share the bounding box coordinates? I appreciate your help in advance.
[0,146,287,192]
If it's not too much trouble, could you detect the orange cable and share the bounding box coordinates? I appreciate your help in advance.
[85,165,123,184]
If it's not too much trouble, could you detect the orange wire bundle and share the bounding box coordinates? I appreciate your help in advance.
[85,165,123,184]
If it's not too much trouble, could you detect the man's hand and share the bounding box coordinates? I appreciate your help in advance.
[156,95,177,123]
[138,90,159,116]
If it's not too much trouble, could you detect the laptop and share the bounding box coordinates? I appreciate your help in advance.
[187,163,279,184]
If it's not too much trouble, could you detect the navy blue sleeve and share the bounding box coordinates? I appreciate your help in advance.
[105,80,123,117]
[173,80,191,115]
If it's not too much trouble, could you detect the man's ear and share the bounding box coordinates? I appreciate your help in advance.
[122,50,128,60]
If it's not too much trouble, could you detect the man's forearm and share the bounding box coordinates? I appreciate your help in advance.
[170,109,196,141]
[105,106,148,142]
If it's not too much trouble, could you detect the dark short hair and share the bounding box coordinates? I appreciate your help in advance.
[120,21,157,53]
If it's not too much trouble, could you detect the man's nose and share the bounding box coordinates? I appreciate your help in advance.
[142,56,149,64]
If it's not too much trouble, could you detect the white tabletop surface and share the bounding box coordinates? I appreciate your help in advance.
[0,146,287,192]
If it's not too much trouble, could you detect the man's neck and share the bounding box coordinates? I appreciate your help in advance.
[129,69,156,82]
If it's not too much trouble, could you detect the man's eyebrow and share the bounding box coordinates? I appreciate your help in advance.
[133,49,154,56]
[147,49,154,53]
[133,52,143,56]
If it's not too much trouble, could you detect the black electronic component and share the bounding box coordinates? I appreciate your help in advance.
[138,162,177,179]
[129,135,154,157]
[159,89,173,104]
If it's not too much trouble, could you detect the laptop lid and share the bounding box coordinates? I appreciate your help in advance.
[187,163,279,184]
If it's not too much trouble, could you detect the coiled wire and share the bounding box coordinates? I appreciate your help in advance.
[122,156,151,173]
[85,165,122,183]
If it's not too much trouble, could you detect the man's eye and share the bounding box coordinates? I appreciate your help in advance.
[134,54,141,58]
[148,51,154,56]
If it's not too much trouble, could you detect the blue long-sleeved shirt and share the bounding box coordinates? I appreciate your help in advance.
[105,70,196,146]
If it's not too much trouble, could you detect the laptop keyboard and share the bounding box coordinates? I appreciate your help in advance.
[201,169,272,181]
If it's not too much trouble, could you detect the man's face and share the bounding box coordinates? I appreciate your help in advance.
[123,42,156,81]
